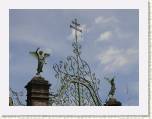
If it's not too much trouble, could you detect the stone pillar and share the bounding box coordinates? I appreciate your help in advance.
[25,76,51,106]
[104,98,122,106]
[9,97,14,106]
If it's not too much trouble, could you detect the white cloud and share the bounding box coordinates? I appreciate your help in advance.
[115,28,133,39]
[95,16,118,24]
[97,47,138,72]
[96,31,112,42]
[81,24,89,33]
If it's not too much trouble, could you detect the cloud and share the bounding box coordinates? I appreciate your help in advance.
[115,28,133,39]
[96,31,112,42]
[94,16,118,24]
[97,47,138,72]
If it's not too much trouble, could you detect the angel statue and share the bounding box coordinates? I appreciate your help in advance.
[105,77,116,98]
[30,48,50,75]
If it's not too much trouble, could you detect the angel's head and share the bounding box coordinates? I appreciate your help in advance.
[111,78,115,83]
[39,51,43,55]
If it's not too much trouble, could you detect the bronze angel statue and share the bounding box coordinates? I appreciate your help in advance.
[30,48,50,75]
[105,77,116,98]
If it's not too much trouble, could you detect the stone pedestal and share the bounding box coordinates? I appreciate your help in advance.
[104,98,122,106]
[25,76,51,106]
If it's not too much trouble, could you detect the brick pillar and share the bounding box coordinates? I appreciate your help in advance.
[25,76,51,106]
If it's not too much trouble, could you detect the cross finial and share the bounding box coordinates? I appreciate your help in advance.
[70,18,82,43]
[72,19,80,27]
[70,18,82,32]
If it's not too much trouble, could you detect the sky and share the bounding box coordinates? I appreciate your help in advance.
[9,9,139,106]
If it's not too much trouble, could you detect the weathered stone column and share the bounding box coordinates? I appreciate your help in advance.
[25,76,51,106]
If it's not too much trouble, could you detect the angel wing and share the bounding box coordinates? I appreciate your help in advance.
[29,51,38,59]
[44,53,50,58]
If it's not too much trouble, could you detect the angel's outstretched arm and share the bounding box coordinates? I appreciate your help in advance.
[36,48,40,54]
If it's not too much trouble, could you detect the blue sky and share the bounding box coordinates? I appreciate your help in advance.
[9,9,139,105]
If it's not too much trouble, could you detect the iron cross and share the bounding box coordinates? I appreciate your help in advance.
[70,18,82,42]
